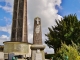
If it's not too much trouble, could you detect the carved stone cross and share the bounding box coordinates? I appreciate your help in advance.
[36,18,40,24]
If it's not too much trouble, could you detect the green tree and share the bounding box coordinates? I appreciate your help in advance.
[45,14,80,52]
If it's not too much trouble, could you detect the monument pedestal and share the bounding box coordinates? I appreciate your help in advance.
[4,41,31,60]
[31,45,45,60]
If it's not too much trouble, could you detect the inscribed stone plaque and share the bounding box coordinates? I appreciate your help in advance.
[35,53,42,60]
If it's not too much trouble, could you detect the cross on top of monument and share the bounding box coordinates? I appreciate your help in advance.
[36,17,40,24]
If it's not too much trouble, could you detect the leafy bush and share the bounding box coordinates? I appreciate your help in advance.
[54,42,80,60]
[45,54,54,59]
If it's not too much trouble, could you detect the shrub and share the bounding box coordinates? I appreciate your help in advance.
[54,42,80,60]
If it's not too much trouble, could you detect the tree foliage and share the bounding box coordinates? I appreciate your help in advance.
[45,14,80,52]
[54,42,80,60]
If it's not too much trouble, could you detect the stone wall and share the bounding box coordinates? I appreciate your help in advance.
[4,42,32,60]
[0,52,4,60]
[4,42,29,53]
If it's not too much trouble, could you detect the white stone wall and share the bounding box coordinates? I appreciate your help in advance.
[45,59,50,60]
[25,44,31,57]
[0,52,4,60]
[28,44,31,57]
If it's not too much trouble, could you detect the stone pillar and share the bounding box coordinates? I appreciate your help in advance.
[4,0,29,59]
[11,0,28,42]
[31,17,45,60]
[33,17,42,44]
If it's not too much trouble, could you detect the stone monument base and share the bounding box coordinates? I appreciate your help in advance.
[3,41,31,60]
[31,45,45,60]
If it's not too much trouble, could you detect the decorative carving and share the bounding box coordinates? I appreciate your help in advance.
[35,25,40,33]
[36,18,40,24]
[37,49,40,53]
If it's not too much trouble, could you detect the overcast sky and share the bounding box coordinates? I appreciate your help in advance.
[0,0,80,54]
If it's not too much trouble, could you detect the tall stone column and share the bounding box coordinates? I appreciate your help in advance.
[4,0,29,59]
[33,17,42,44]
[31,17,45,60]
[11,0,28,42]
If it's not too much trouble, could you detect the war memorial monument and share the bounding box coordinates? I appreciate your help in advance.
[3,0,45,60]
[31,17,45,60]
